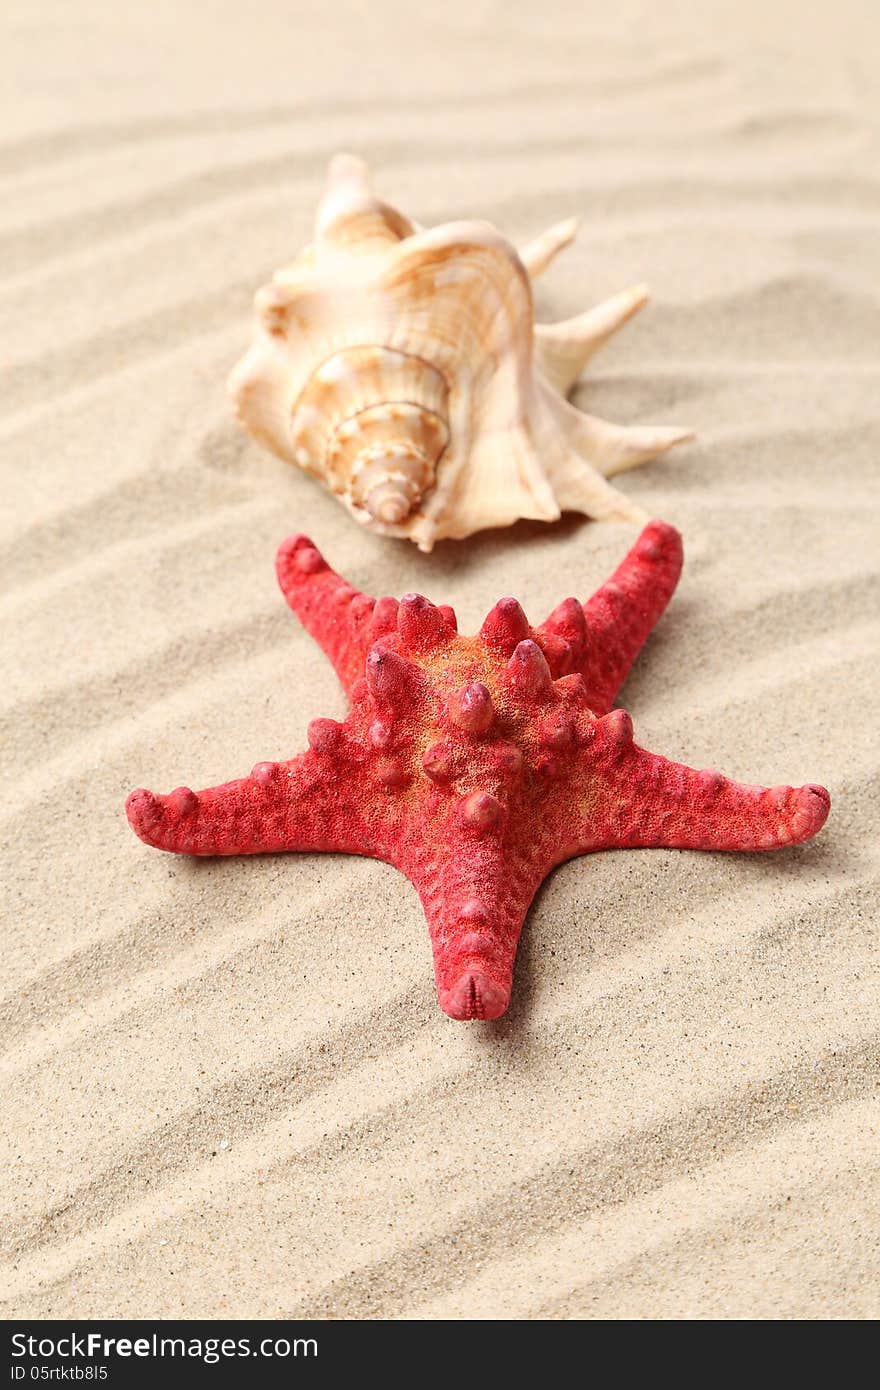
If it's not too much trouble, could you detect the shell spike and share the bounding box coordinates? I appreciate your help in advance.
[535,284,649,393]
[324,151,373,199]
[315,152,415,254]
[571,418,696,479]
[518,217,579,279]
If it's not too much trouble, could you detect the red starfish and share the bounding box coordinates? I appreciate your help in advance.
[126,522,830,1021]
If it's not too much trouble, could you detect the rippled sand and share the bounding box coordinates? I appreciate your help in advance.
[1,0,878,1319]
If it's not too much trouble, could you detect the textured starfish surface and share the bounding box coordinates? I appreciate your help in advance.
[127,523,830,1021]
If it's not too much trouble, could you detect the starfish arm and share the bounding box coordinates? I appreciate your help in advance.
[404,831,546,1021]
[577,735,831,852]
[537,520,683,713]
[126,749,386,858]
[276,534,399,694]
[581,520,684,712]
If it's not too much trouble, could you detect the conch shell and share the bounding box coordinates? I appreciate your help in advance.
[229,154,693,551]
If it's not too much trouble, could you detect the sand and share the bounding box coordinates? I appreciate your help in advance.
[1,0,878,1320]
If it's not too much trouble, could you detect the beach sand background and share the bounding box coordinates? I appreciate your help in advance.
[1,0,878,1319]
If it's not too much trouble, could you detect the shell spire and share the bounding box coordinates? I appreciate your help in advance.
[229,154,693,550]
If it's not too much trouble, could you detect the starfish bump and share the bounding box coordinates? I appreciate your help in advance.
[126,523,830,1022]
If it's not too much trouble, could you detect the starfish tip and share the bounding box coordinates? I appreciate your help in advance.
[276,533,325,583]
[638,518,683,565]
[126,787,161,837]
[797,783,831,835]
[440,971,510,1022]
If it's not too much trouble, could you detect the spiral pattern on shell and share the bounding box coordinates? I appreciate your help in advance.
[289,346,450,528]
